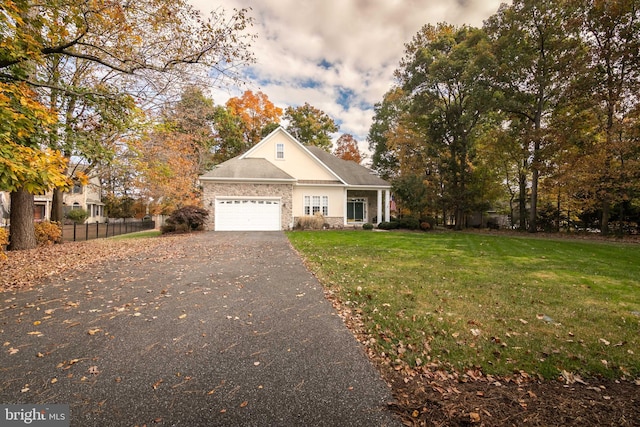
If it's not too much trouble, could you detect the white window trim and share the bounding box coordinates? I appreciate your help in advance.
[304,195,328,216]
[275,143,285,160]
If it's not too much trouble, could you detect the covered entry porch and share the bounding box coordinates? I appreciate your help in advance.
[345,188,391,225]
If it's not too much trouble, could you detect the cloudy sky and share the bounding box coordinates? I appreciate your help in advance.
[190,0,505,154]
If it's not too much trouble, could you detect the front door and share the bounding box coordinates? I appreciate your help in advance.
[347,198,366,223]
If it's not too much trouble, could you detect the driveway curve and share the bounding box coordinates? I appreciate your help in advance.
[0,231,399,426]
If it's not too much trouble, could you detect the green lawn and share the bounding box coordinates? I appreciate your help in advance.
[109,230,162,240]
[287,230,640,379]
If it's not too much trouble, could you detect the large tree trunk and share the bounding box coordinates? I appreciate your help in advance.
[8,189,37,251]
[528,133,541,233]
[528,165,539,233]
[51,188,64,222]
[601,201,611,235]
[518,171,527,231]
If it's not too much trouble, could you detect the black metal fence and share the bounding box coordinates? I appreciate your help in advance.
[2,220,156,244]
[62,220,156,242]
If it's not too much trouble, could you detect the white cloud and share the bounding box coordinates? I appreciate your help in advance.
[191,0,505,147]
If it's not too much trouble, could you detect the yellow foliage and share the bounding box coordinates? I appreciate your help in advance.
[34,221,63,246]
[74,171,90,186]
[0,82,71,193]
[0,228,8,261]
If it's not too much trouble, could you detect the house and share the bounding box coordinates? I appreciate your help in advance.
[60,176,106,223]
[1,174,106,224]
[199,127,392,231]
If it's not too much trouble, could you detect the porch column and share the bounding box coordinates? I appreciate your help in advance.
[343,188,348,226]
[384,189,390,222]
[377,190,382,225]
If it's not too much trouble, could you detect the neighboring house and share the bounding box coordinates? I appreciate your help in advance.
[199,127,392,231]
[2,175,106,224]
[0,192,8,226]
[60,176,106,223]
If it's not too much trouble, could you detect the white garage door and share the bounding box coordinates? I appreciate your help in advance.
[215,198,281,231]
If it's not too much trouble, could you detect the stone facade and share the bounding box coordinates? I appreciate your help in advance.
[202,182,294,230]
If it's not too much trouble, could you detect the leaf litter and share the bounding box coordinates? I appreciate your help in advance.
[323,278,640,427]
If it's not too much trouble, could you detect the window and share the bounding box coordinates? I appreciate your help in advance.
[276,143,285,159]
[304,195,328,216]
[71,184,83,194]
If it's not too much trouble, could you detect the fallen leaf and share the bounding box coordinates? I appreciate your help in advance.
[51,378,58,384]
[178,314,187,319]
[33,321,41,326]
[519,319,528,325]
[239,401,248,408]
[253,361,260,366]
[88,366,99,375]
[412,410,419,418]
[152,379,163,390]
[220,409,227,413]
[469,412,481,423]
[8,347,19,355]
[599,338,610,346]
[21,386,29,393]
[88,329,102,336]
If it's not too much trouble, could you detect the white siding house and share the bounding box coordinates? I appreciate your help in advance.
[199,127,392,231]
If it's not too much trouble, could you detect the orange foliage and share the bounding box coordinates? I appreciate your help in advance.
[226,90,282,146]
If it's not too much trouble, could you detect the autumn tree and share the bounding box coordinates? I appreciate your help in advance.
[225,90,282,148]
[44,55,138,223]
[484,0,580,232]
[0,0,255,249]
[332,134,363,164]
[395,24,494,229]
[284,103,338,151]
[0,83,71,249]
[133,87,217,212]
[562,0,640,234]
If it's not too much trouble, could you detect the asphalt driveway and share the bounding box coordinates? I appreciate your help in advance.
[0,231,399,426]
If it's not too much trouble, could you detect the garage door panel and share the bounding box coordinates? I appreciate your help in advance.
[215,199,280,231]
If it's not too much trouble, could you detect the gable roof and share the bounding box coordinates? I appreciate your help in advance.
[199,126,390,188]
[305,146,390,187]
[199,157,295,181]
